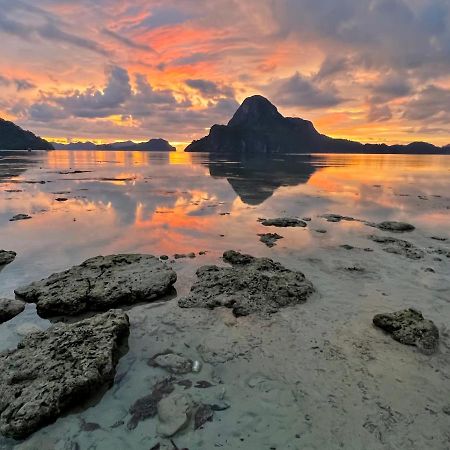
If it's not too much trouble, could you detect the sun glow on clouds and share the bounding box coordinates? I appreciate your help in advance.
[1,0,450,145]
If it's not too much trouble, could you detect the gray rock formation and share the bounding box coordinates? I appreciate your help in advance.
[368,235,425,260]
[0,298,25,324]
[374,221,415,232]
[0,250,16,266]
[178,250,314,316]
[258,233,283,247]
[0,310,129,439]
[259,217,307,227]
[373,308,439,353]
[15,254,177,317]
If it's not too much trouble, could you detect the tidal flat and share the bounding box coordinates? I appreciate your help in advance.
[0,150,449,450]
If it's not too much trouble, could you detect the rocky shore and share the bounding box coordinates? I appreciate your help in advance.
[0,212,448,449]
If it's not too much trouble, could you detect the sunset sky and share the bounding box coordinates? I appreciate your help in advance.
[1,0,450,147]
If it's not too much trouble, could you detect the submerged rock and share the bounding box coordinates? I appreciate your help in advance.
[0,298,25,324]
[178,250,314,316]
[373,309,439,353]
[157,393,192,437]
[128,377,175,430]
[374,221,415,232]
[194,404,214,430]
[258,233,283,248]
[368,235,424,260]
[14,254,177,317]
[321,214,355,223]
[259,217,307,227]
[149,352,193,374]
[0,310,129,439]
[0,250,16,266]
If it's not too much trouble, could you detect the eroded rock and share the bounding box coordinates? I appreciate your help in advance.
[258,233,283,248]
[0,310,129,439]
[259,217,307,228]
[0,250,16,266]
[368,235,424,260]
[0,298,25,324]
[15,254,177,317]
[178,250,314,316]
[373,308,439,353]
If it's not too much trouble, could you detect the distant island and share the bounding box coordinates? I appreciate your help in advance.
[52,138,176,152]
[185,95,450,155]
[0,118,54,150]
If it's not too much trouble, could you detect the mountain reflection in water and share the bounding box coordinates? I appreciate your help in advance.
[207,154,318,205]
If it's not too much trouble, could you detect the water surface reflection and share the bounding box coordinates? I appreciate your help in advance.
[0,150,448,298]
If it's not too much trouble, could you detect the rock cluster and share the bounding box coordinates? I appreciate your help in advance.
[15,254,177,317]
[0,310,130,439]
[178,250,314,316]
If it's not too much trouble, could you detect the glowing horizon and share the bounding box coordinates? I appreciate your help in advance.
[1,0,450,147]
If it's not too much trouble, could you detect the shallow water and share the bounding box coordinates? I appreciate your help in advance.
[0,151,449,449]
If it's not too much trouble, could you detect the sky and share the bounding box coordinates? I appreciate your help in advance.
[1,0,450,147]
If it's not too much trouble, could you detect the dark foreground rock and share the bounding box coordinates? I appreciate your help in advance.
[0,250,16,266]
[373,221,415,232]
[15,254,177,317]
[0,310,129,439]
[0,298,25,324]
[259,217,307,227]
[373,309,439,353]
[178,250,314,316]
[258,233,283,247]
[368,235,425,260]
